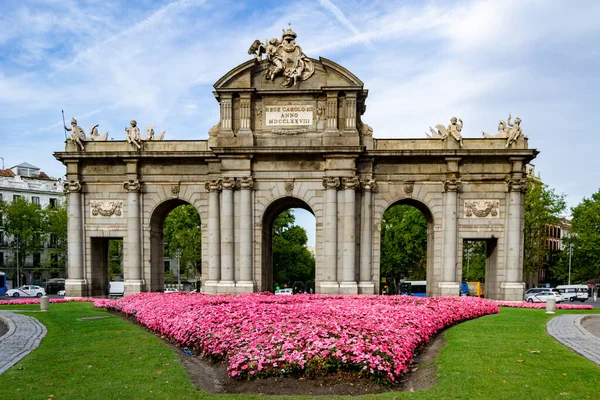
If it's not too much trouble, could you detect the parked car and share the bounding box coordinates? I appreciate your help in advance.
[525,291,562,303]
[164,288,179,293]
[275,288,293,295]
[6,285,46,298]
[57,290,66,296]
[555,285,589,302]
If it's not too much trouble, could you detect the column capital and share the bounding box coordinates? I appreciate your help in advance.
[205,179,222,192]
[342,176,360,190]
[222,176,236,190]
[123,179,141,192]
[361,178,376,192]
[239,176,254,189]
[322,176,340,189]
[443,175,461,192]
[63,180,82,193]
[507,177,527,193]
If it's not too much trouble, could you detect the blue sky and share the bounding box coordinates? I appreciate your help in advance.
[1,0,599,246]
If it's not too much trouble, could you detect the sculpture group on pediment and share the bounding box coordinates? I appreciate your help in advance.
[426,117,464,146]
[482,114,526,147]
[248,25,315,88]
[65,118,109,150]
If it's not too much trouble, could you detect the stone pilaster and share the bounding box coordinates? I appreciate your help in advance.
[325,93,338,132]
[359,179,376,294]
[239,95,252,134]
[123,179,144,294]
[205,179,222,292]
[219,177,236,291]
[503,158,527,300]
[64,180,86,297]
[220,94,234,137]
[440,157,461,296]
[321,176,340,293]
[340,177,359,294]
[344,93,357,133]
[237,176,254,291]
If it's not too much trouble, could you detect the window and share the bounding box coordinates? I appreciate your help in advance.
[33,253,41,268]
[13,194,22,201]
[51,254,58,268]
[164,260,171,273]
[32,196,40,207]
[0,252,4,266]
[49,234,57,248]
[49,198,57,209]
[0,193,2,201]
[0,232,4,246]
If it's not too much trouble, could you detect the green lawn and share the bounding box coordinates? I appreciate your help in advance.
[0,302,598,399]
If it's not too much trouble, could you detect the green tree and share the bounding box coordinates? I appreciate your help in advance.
[163,205,202,279]
[0,197,45,285]
[462,240,486,282]
[41,202,68,274]
[554,190,600,283]
[523,179,566,286]
[380,205,427,285]
[109,240,123,280]
[272,210,315,288]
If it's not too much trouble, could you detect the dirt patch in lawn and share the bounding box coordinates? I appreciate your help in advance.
[112,310,442,396]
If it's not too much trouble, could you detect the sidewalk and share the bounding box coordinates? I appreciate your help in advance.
[547,314,600,365]
[0,311,47,374]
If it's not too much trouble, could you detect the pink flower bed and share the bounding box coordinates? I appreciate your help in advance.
[496,301,594,310]
[0,297,94,306]
[94,293,498,383]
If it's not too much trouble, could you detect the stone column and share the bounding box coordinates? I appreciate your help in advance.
[64,180,86,296]
[340,177,359,294]
[502,158,526,300]
[123,179,144,294]
[359,179,375,294]
[204,180,221,292]
[321,176,340,293]
[237,176,254,291]
[219,177,236,291]
[439,158,461,296]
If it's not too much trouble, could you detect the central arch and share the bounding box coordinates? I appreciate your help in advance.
[260,197,315,293]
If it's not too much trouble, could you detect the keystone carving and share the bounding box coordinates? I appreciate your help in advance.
[90,200,123,218]
[284,180,294,195]
[464,200,500,219]
[404,181,414,197]
[171,182,180,198]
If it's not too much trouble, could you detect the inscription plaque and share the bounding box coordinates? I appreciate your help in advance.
[265,105,314,126]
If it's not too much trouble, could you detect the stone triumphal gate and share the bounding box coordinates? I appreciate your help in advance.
[55,28,536,301]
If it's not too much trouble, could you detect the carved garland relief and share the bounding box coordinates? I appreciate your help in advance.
[90,200,123,218]
[464,200,500,219]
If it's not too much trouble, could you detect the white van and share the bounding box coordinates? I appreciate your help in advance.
[109,281,125,296]
[555,285,589,302]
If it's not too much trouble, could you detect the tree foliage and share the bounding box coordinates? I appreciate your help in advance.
[380,205,427,283]
[554,189,600,283]
[41,202,68,272]
[462,240,486,282]
[522,178,566,285]
[272,210,315,288]
[163,205,202,279]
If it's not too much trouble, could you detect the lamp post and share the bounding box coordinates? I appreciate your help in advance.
[176,250,181,291]
[15,238,20,288]
[568,243,573,285]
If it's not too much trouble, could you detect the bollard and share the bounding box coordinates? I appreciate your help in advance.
[545,297,556,314]
[40,295,50,312]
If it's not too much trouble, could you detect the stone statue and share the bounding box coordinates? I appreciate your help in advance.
[505,115,524,147]
[65,118,86,150]
[249,25,315,88]
[145,126,166,141]
[482,119,508,138]
[426,117,463,146]
[87,125,109,141]
[125,120,142,149]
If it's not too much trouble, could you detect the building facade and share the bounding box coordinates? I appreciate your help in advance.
[0,162,64,287]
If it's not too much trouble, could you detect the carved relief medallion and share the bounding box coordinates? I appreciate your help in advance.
[90,200,123,218]
[464,200,500,219]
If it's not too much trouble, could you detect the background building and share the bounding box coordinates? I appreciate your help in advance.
[0,162,64,288]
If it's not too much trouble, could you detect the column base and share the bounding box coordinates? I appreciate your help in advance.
[235,281,255,293]
[319,281,340,295]
[438,281,460,297]
[358,282,375,294]
[500,282,525,301]
[124,280,145,295]
[339,281,358,295]
[217,281,236,294]
[65,279,88,297]
[203,280,219,294]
